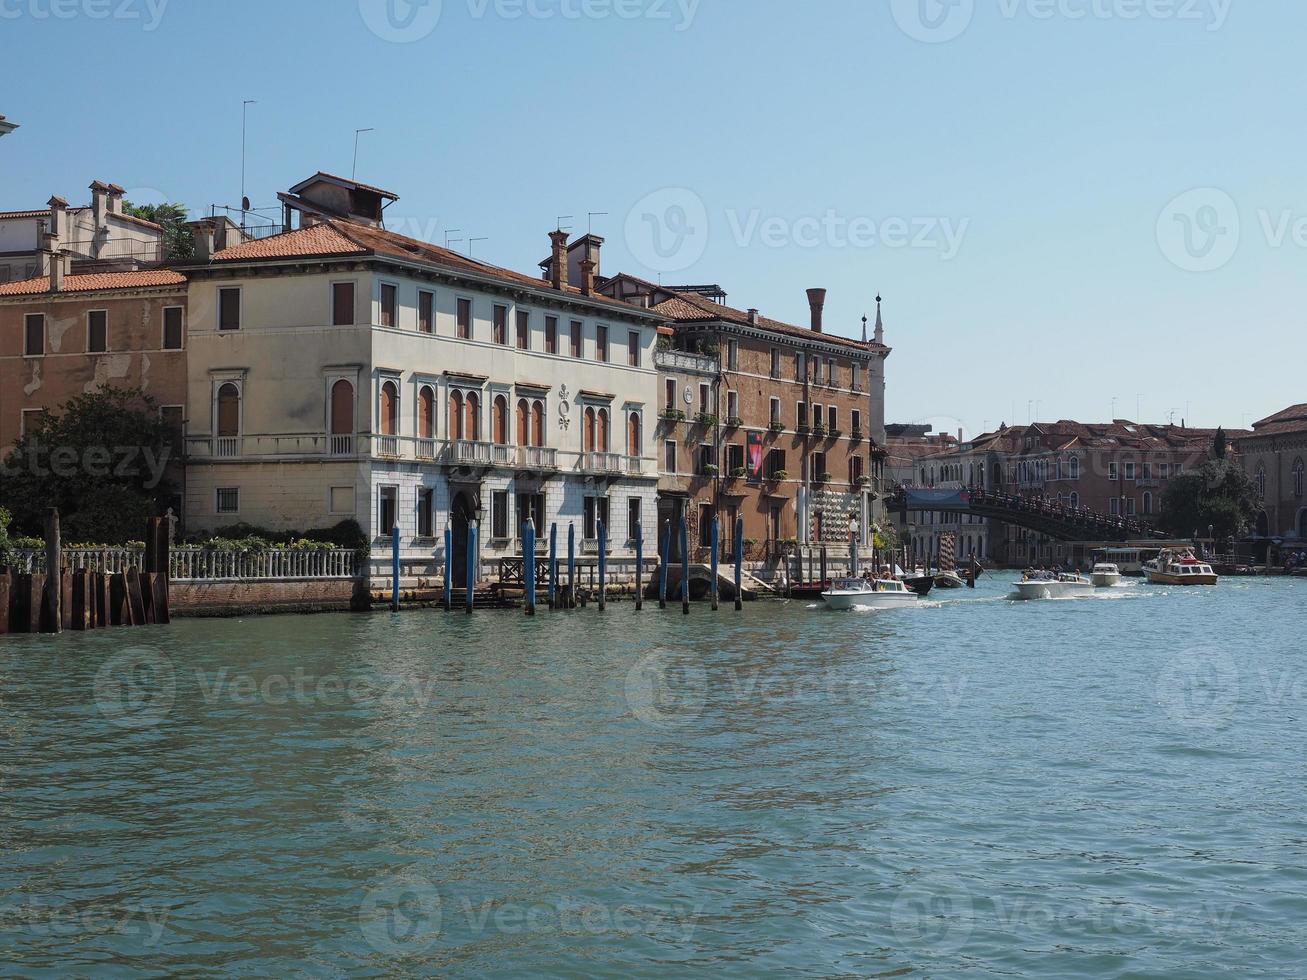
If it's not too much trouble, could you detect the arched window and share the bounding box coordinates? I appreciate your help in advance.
[1294,458,1304,498]
[516,399,529,446]
[1069,457,1080,480]
[492,395,508,445]
[531,400,545,447]
[379,380,399,436]
[1069,492,1079,510]
[628,412,642,457]
[465,391,480,441]
[1256,465,1267,499]
[330,380,353,435]
[1142,491,1153,515]
[449,390,464,440]
[584,407,596,453]
[418,386,434,439]
[217,382,240,437]
[598,408,610,453]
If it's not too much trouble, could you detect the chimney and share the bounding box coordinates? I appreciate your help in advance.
[548,230,570,291]
[41,233,67,291]
[48,195,68,241]
[748,308,759,325]
[806,287,827,333]
[189,219,217,261]
[107,183,125,215]
[579,257,596,297]
[90,180,110,228]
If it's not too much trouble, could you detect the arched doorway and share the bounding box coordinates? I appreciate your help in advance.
[1299,508,1307,540]
[1256,511,1270,537]
[330,379,354,455]
[450,490,478,588]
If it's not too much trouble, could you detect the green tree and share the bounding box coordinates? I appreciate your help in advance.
[0,387,176,544]
[0,506,13,568]
[1213,427,1228,460]
[124,201,194,261]
[1159,458,1259,540]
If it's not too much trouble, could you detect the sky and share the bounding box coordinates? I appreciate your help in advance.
[1,0,1301,438]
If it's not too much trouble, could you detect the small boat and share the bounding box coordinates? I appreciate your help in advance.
[822,577,920,610]
[1142,549,1219,586]
[1012,571,1095,600]
[904,574,935,597]
[933,571,967,590]
[1091,563,1122,588]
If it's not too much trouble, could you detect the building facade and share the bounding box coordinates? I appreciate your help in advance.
[599,275,890,561]
[1237,404,1307,544]
[181,173,664,581]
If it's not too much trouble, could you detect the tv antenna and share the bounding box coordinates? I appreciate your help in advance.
[352,127,374,179]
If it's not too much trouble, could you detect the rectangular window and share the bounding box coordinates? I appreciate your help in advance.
[333,282,355,326]
[627,497,642,542]
[595,324,608,362]
[727,443,745,472]
[851,456,864,485]
[851,363,860,390]
[770,348,780,379]
[85,310,108,353]
[665,440,678,473]
[584,496,610,540]
[699,503,714,548]
[457,298,472,339]
[418,290,434,333]
[493,305,508,345]
[1127,497,1137,516]
[813,451,828,479]
[163,306,184,349]
[1108,461,1119,481]
[699,383,711,415]
[828,359,837,385]
[490,490,510,539]
[545,316,558,354]
[768,448,786,478]
[727,339,739,370]
[417,487,435,538]
[20,408,44,437]
[24,313,44,356]
[794,352,803,382]
[814,359,824,384]
[380,284,398,328]
[852,410,862,434]
[628,331,640,367]
[1125,462,1137,480]
[1142,462,1153,479]
[812,404,822,427]
[570,320,583,358]
[330,486,355,514]
[697,443,714,475]
[770,398,781,426]
[516,310,530,350]
[378,486,398,533]
[726,390,738,421]
[665,379,677,409]
[797,402,808,429]
[216,487,240,515]
[828,406,838,432]
[1110,497,1120,516]
[516,493,546,539]
[218,288,241,331]
[1160,463,1171,479]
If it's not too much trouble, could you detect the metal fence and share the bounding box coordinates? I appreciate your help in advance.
[10,548,360,582]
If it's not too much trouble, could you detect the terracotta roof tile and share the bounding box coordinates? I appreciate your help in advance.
[0,270,186,296]
[212,223,366,260]
[0,209,52,220]
[650,290,887,355]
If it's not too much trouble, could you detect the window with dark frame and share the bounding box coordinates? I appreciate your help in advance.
[493,305,508,345]
[379,486,398,533]
[163,307,184,350]
[218,288,241,331]
[417,487,435,538]
[570,320,582,358]
[24,314,43,356]
[217,487,240,515]
[665,440,677,473]
[87,310,107,353]
[333,282,355,326]
[628,331,639,367]
[492,491,509,539]
[418,290,434,333]
[516,310,530,350]
[627,498,642,542]
[545,316,558,354]
[380,283,398,328]
[768,448,786,478]
[595,324,608,362]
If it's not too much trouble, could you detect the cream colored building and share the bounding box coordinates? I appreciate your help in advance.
[181,173,664,582]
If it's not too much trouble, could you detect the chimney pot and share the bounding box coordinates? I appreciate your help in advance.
[806,287,827,333]
[748,308,759,325]
[189,219,217,261]
[548,230,570,291]
[579,257,596,297]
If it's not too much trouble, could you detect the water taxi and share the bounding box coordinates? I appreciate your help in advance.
[1013,571,1096,600]
[1142,549,1219,586]
[822,578,920,611]
[1091,563,1123,588]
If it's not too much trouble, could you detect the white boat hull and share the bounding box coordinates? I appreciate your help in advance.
[1091,572,1122,588]
[822,591,919,611]
[1013,581,1096,600]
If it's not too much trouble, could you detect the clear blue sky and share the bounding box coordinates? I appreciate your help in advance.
[2,0,1300,436]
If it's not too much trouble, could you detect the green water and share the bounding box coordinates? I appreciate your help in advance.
[2,576,1305,977]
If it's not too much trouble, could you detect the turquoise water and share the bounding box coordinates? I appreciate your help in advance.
[2,575,1305,977]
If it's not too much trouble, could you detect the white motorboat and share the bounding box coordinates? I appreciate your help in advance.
[1012,571,1096,600]
[1142,549,1219,586]
[822,577,920,610]
[1090,563,1122,588]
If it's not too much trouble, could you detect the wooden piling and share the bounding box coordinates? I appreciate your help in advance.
[524,518,537,617]
[41,508,61,634]
[548,523,558,611]
[126,569,147,626]
[658,521,670,610]
[110,573,127,626]
[710,515,720,612]
[466,520,478,614]
[734,516,744,612]
[444,527,453,611]
[597,519,607,612]
[634,522,644,612]
[0,572,11,634]
[820,545,827,587]
[680,517,690,615]
[391,524,401,612]
[71,571,88,631]
[566,523,576,610]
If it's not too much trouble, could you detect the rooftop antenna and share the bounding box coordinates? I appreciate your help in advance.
[352,127,374,180]
[444,229,463,249]
[1111,396,1118,420]
[1136,393,1142,422]
[556,215,573,232]
[587,211,608,234]
[468,237,488,257]
[241,100,257,229]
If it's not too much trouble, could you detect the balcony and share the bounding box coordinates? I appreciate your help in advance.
[452,440,494,465]
[624,456,645,476]
[330,434,355,456]
[376,435,400,458]
[214,436,239,458]
[416,437,437,460]
[583,452,624,475]
[655,349,719,375]
[519,446,559,470]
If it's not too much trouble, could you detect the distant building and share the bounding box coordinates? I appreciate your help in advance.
[1237,404,1307,546]
[0,181,165,284]
[883,424,986,562]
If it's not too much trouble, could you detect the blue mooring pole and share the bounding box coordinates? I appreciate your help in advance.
[444,526,453,611]
[734,516,744,612]
[567,522,576,609]
[710,515,720,611]
[680,516,690,615]
[658,520,669,610]
[466,520,477,614]
[391,524,401,612]
[524,517,537,617]
[597,519,607,612]
[548,522,558,610]
[634,520,644,611]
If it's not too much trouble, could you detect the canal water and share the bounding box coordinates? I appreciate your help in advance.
[2,575,1305,977]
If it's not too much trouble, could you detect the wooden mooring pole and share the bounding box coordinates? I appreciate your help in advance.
[734,516,744,612]
[680,516,690,615]
[41,508,61,634]
[548,522,558,611]
[634,521,644,612]
[658,521,669,610]
[710,515,720,612]
[391,524,401,613]
[567,523,576,609]
[524,518,537,617]
[444,527,453,611]
[597,519,607,612]
[466,520,477,614]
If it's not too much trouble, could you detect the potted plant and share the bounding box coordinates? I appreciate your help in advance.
[702,464,720,477]
[817,471,833,484]
[730,466,748,479]
[695,412,719,427]
[851,429,864,441]
[768,421,785,434]
[796,424,811,435]
[812,424,827,438]
[855,475,872,487]
[660,408,686,423]
[725,416,744,428]
[769,469,789,482]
